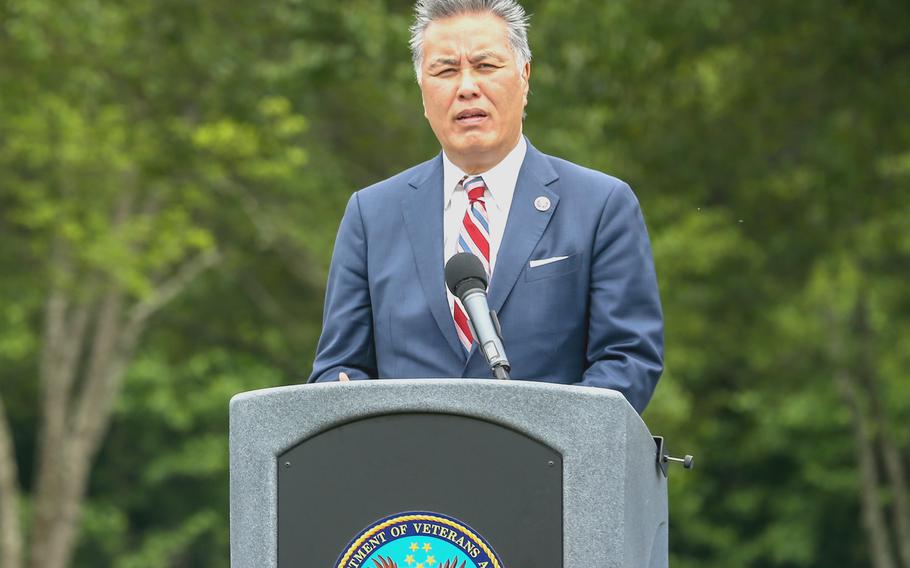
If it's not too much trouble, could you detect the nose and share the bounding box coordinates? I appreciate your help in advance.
[456,70,480,100]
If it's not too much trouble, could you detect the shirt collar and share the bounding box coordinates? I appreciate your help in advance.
[442,136,528,211]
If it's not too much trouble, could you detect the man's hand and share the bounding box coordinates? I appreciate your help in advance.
[339,372,350,382]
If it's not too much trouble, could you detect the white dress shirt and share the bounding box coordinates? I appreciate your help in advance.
[442,136,527,312]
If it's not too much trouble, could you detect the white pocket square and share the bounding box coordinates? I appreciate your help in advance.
[529,255,569,268]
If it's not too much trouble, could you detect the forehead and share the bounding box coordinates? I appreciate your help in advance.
[422,12,512,57]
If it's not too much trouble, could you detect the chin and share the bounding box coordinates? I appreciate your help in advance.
[450,135,496,154]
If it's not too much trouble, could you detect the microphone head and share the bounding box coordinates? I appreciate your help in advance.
[445,253,488,299]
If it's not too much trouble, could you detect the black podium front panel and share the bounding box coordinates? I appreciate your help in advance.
[277,412,563,567]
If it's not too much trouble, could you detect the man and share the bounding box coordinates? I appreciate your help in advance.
[308,0,663,414]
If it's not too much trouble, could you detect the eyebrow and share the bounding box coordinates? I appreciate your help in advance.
[427,57,460,71]
[469,51,505,64]
[426,51,508,71]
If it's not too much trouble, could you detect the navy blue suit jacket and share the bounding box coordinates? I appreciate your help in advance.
[308,140,663,413]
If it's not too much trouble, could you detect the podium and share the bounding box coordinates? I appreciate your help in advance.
[230,379,668,567]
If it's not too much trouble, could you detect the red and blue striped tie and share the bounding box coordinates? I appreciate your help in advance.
[453,176,491,352]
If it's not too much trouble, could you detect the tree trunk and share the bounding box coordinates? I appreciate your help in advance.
[29,284,127,568]
[854,294,910,567]
[29,244,91,568]
[26,241,219,568]
[879,434,910,568]
[0,396,23,568]
[836,367,898,568]
[828,299,898,568]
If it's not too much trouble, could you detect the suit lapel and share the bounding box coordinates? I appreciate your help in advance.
[487,142,560,314]
[401,156,466,360]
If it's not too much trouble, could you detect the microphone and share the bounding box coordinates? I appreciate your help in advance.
[444,253,511,380]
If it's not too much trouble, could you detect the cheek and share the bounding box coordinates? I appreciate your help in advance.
[505,90,526,116]
[423,86,452,115]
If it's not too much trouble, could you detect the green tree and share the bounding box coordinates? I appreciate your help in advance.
[524,0,910,565]
[1,0,908,566]
[0,0,325,565]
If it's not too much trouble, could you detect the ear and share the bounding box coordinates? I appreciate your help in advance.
[418,78,431,118]
[419,86,428,118]
[521,62,531,106]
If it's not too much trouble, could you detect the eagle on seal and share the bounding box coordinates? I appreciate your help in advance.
[370,557,466,568]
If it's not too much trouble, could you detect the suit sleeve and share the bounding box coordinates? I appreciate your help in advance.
[308,192,377,383]
[579,181,664,413]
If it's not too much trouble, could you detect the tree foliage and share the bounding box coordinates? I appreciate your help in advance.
[0,0,908,566]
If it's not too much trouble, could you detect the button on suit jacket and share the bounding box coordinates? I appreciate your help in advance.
[308,140,664,414]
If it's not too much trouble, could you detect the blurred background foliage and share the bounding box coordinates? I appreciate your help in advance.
[0,0,908,566]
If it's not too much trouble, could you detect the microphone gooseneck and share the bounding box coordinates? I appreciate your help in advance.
[444,253,511,380]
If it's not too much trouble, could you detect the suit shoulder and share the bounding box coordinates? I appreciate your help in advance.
[542,153,637,205]
[545,154,628,189]
[355,155,440,203]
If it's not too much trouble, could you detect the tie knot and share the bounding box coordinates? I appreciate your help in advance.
[463,176,486,203]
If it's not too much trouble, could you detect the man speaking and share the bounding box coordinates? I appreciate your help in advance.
[308,0,664,414]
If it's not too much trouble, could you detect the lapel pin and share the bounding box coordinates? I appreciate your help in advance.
[534,196,551,212]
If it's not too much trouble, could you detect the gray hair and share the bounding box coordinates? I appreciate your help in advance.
[409,0,532,81]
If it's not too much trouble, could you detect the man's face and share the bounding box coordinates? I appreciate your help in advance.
[419,12,530,173]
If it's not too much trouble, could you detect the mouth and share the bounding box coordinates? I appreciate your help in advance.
[455,109,489,124]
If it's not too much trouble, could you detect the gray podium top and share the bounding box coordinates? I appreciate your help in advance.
[230,379,667,567]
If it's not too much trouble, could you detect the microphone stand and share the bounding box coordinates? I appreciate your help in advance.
[487,309,510,380]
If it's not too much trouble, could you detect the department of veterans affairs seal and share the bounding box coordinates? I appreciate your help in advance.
[335,511,504,568]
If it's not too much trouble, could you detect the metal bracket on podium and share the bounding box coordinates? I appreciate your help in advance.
[654,436,694,477]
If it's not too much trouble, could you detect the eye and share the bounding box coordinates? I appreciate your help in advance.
[435,68,457,77]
